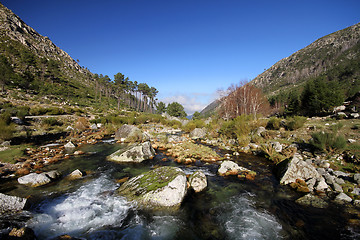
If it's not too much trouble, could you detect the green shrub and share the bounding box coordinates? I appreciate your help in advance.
[0,120,14,140]
[330,122,344,132]
[0,112,12,125]
[183,121,196,132]
[309,131,347,153]
[266,117,281,130]
[286,116,307,131]
[42,118,63,126]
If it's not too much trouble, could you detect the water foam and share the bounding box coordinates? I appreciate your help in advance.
[218,193,283,240]
[27,175,131,239]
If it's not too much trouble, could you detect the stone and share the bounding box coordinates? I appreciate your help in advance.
[115,124,141,141]
[218,160,251,176]
[351,188,360,196]
[315,177,329,191]
[254,126,266,136]
[64,141,76,149]
[17,170,61,187]
[189,128,207,139]
[107,141,155,163]
[67,169,84,180]
[348,139,356,144]
[90,123,98,130]
[332,182,343,193]
[350,113,359,119]
[335,177,345,185]
[295,194,329,208]
[336,112,347,118]
[334,193,352,203]
[117,166,187,209]
[8,227,36,240]
[270,141,282,153]
[0,193,28,212]
[189,170,207,193]
[275,153,320,185]
[354,173,360,185]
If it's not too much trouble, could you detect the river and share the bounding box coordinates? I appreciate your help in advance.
[1,140,359,239]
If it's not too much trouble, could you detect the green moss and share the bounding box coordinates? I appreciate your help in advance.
[0,144,30,164]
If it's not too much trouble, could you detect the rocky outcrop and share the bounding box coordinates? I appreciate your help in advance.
[0,193,28,212]
[107,141,155,163]
[17,170,61,187]
[189,171,207,192]
[275,153,320,185]
[0,3,86,73]
[117,166,187,209]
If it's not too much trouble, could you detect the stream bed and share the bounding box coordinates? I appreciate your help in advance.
[1,141,359,239]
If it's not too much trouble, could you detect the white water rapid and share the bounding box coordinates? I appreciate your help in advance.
[27,175,131,239]
[218,192,284,240]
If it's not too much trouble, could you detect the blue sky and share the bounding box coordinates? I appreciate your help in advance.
[2,0,360,114]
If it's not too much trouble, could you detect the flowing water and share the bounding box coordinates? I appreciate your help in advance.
[1,141,359,239]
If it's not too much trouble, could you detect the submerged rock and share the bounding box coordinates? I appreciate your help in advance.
[8,227,36,240]
[117,166,187,209]
[17,170,61,187]
[189,170,207,192]
[295,194,329,208]
[107,141,155,163]
[0,193,28,212]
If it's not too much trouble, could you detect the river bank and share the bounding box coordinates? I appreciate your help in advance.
[0,115,360,239]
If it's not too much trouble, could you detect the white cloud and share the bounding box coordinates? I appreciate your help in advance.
[159,92,218,115]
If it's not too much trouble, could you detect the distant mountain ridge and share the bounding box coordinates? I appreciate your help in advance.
[251,22,360,97]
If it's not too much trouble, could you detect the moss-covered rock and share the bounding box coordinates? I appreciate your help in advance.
[117,166,187,209]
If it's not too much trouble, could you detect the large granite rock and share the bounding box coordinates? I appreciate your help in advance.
[189,170,207,192]
[117,166,187,209]
[275,153,320,185]
[17,170,61,187]
[0,193,28,212]
[107,141,155,163]
[218,160,251,176]
[115,124,148,142]
[189,128,207,139]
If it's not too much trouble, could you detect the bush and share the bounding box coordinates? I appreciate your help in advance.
[42,118,63,126]
[0,120,14,140]
[286,116,307,131]
[309,131,347,153]
[0,112,12,125]
[183,121,196,133]
[266,117,281,130]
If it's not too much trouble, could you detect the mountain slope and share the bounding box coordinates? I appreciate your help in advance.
[0,2,95,105]
[251,23,360,97]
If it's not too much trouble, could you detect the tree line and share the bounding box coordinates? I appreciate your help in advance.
[93,72,158,113]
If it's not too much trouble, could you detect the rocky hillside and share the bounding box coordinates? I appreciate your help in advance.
[0,2,94,105]
[252,22,360,97]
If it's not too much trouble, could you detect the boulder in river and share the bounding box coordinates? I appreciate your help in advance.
[66,169,84,180]
[107,141,155,163]
[275,153,320,185]
[218,160,251,176]
[0,193,28,212]
[117,166,187,209]
[295,193,329,208]
[189,170,207,192]
[17,170,61,187]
